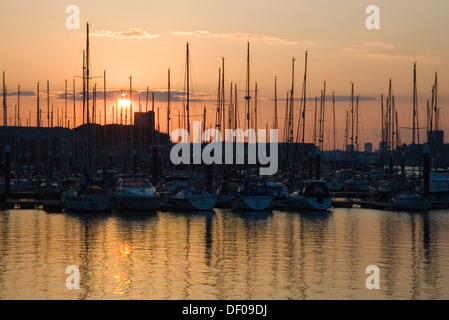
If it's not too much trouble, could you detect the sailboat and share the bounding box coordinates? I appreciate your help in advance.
[112,174,160,211]
[63,22,111,212]
[170,186,217,211]
[231,178,273,211]
[287,179,332,211]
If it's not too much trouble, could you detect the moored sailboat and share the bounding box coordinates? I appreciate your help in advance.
[170,187,217,211]
[231,178,273,211]
[287,180,332,211]
[112,174,160,211]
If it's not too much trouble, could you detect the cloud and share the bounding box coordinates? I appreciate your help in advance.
[91,28,160,40]
[343,41,440,63]
[6,91,36,97]
[171,30,301,45]
[54,88,213,103]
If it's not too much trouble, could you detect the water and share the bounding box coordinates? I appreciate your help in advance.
[1,207,449,300]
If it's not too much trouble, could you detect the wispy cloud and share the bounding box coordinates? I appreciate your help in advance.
[91,28,160,40]
[343,41,441,63]
[171,30,302,45]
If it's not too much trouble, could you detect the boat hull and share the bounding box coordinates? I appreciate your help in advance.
[171,196,217,211]
[231,196,273,211]
[393,197,431,211]
[114,195,160,211]
[64,194,111,212]
[288,195,332,211]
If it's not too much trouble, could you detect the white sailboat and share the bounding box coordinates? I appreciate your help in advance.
[170,187,217,211]
[392,190,431,211]
[287,180,332,211]
[63,181,111,212]
[231,179,273,211]
[112,174,160,211]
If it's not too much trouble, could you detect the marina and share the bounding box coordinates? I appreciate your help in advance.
[2,2,449,301]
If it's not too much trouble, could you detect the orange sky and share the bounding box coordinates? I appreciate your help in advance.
[1,0,449,149]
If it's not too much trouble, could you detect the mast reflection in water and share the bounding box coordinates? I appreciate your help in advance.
[0,208,448,300]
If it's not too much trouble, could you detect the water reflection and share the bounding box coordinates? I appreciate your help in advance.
[0,208,449,299]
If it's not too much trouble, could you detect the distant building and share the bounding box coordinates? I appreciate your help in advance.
[364,143,373,153]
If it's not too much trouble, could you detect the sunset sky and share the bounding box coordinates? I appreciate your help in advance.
[1,0,449,149]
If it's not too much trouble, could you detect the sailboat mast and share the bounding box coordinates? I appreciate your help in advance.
[65,80,68,128]
[434,72,438,131]
[290,58,295,143]
[37,82,40,128]
[17,84,20,127]
[332,91,336,152]
[234,83,238,131]
[274,77,278,130]
[350,82,354,147]
[301,51,308,145]
[73,78,76,128]
[186,42,190,135]
[2,71,6,127]
[221,57,226,135]
[47,80,50,128]
[167,68,171,141]
[413,61,417,145]
[104,71,107,125]
[244,42,251,132]
[86,23,90,126]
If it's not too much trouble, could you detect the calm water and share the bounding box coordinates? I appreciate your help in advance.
[1,207,449,300]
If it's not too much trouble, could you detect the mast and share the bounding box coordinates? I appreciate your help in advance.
[234,83,238,131]
[37,82,40,128]
[17,84,20,126]
[37,82,41,175]
[47,80,50,128]
[274,77,278,130]
[318,83,327,151]
[186,42,190,135]
[255,82,258,134]
[431,72,439,132]
[73,78,76,128]
[167,68,171,142]
[228,82,233,132]
[289,57,295,143]
[86,23,90,126]
[412,61,417,145]
[82,50,86,124]
[65,80,68,127]
[332,91,336,153]
[221,57,226,135]
[129,75,133,125]
[313,97,317,146]
[301,51,308,145]
[86,22,91,173]
[104,71,107,125]
[2,71,6,127]
[380,94,385,160]
[216,68,221,131]
[355,95,359,152]
[244,42,251,133]
[350,82,354,147]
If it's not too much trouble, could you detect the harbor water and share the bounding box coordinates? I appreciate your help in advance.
[1,207,449,300]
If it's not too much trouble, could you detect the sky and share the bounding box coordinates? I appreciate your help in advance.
[1,0,449,150]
